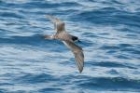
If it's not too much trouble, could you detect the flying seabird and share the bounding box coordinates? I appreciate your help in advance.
[44,15,84,73]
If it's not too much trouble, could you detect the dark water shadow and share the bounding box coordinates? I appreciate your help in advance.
[13,73,59,84]
[0,89,8,93]
[0,34,44,45]
[74,76,140,91]
[38,87,63,93]
[86,61,137,69]
[0,34,62,47]
[0,34,89,52]
[71,7,140,27]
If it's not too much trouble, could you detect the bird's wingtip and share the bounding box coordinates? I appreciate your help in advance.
[79,68,83,73]
[78,64,84,73]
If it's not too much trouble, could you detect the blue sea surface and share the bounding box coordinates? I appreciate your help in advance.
[0,0,140,93]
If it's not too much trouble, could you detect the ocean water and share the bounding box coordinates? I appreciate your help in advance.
[0,0,140,93]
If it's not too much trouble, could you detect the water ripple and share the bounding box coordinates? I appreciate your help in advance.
[0,0,140,93]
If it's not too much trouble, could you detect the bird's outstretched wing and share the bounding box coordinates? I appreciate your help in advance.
[62,41,84,73]
[46,15,65,32]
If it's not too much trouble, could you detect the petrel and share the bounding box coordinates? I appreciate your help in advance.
[44,15,84,73]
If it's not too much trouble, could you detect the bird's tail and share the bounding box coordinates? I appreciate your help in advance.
[43,35,53,39]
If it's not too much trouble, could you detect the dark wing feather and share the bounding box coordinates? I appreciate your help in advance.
[63,41,84,73]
